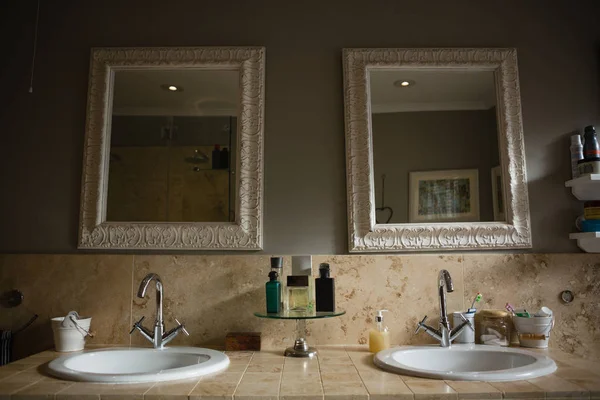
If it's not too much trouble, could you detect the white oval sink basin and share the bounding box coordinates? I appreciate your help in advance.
[47,347,229,383]
[374,345,556,381]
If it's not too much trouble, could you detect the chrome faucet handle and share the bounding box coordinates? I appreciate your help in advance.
[449,313,475,343]
[175,318,190,336]
[415,316,428,334]
[130,316,145,335]
[457,313,474,330]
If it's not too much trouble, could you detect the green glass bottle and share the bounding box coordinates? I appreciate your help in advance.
[266,271,281,313]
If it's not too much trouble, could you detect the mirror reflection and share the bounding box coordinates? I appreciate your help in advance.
[370,69,504,224]
[106,69,239,222]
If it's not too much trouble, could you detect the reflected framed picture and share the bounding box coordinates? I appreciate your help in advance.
[491,166,505,221]
[409,169,480,223]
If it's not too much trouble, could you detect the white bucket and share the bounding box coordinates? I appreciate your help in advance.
[512,315,554,348]
[51,311,92,352]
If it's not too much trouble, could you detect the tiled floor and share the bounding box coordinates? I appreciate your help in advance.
[0,346,599,399]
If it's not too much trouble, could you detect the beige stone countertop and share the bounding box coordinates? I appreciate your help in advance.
[0,345,599,400]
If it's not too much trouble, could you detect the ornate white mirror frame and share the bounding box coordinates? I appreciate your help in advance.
[78,47,265,250]
[343,48,532,252]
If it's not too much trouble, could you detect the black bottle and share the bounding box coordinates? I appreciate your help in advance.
[315,263,335,312]
[220,147,229,169]
[583,125,600,161]
[212,144,221,169]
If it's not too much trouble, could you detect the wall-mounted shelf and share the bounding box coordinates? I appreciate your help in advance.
[565,174,600,201]
[566,174,600,253]
[569,232,600,253]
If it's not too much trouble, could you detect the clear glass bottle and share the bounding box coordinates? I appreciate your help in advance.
[479,310,510,346]
[287,276,311,312]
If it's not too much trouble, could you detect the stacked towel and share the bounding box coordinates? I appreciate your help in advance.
[0,330,12,366]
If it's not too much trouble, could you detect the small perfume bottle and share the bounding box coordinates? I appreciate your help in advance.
[288,255,315,312]
[315,263,335,312]
[266,271,281,314]
[287,276,310,312]
[270,257,284,311]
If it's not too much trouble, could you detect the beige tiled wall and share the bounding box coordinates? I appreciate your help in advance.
[0,253,598,361]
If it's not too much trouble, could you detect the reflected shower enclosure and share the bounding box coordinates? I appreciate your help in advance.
[106,69,239,223]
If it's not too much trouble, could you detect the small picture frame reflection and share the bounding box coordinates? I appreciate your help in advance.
[409,169,480,223]
[491,165,505,222]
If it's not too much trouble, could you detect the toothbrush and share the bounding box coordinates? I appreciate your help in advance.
[507,303,530,317]
[505,303,516,315]
[470,293,482,309]
[514,309,531,318]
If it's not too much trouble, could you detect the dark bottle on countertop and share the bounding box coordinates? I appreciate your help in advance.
[220,147,229,169]
[212,144,221,169]
[315,263,335,312]
[583,125,600,160]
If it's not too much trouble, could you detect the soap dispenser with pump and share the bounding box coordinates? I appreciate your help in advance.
[369,309,390,353]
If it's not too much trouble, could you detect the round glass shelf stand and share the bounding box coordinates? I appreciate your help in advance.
[254,310,345,358]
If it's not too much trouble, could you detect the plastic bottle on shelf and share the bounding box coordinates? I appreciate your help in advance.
[570,134,583,179]
[579,126,600,175]
[583,125,600,160]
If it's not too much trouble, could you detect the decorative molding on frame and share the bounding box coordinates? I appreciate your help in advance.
[78,47,265,250]
[342,48,532,252]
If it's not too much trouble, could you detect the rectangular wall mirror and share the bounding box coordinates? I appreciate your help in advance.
[78,47,265,250]
[343,48,532,252]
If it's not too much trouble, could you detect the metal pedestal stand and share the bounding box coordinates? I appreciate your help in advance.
[254,310,346,358]
[284,319,317,358]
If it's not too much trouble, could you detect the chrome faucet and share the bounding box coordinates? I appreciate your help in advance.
[130,273,189,349]
[415,269,473,347]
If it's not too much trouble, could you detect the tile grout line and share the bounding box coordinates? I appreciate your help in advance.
[277,357,283,400]
[316,349,326,400]
[231,351,254,400]
[6,376,45,397]
[142,380,158,397]
[186,375,204,398]
[348,346,419,400]
[525,378,590,400]
[53,381,76,397]
[346,346,371,400]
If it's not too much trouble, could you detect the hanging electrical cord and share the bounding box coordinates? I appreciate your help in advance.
[29,0,41,93]
[376,174,394,224]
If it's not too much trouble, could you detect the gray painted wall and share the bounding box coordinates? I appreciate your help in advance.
[1,0,599,254]
[372,109,499,223]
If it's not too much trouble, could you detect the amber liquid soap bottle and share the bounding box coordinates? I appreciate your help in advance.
[315,263,335,312]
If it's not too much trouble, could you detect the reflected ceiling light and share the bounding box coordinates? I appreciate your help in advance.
[393,79,415,88]
[160,84,183,92]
